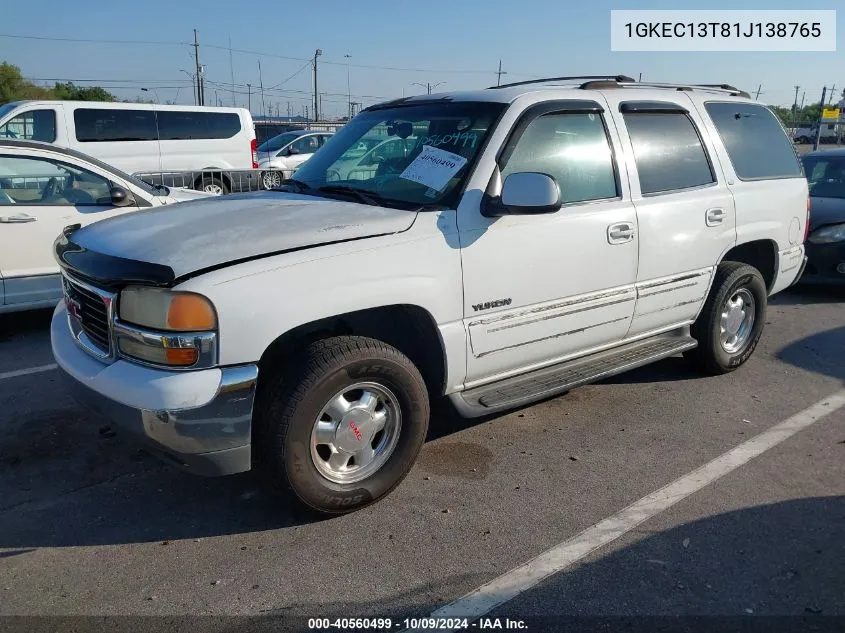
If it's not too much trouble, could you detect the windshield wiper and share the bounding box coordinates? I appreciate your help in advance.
[315,185,385,207]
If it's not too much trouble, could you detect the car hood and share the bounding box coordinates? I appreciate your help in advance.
[64,191,418,281]
[809,195,845,231]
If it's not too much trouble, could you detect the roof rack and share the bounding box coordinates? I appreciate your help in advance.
[489,75,636,90]
[579,79,750,99]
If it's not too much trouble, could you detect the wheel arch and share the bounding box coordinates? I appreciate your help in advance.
[257,304,448,398]
[720,239,778,292]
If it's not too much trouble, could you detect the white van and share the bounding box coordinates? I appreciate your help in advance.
[0,101,258,188]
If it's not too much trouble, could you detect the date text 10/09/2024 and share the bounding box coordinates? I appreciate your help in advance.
[308,618,528,630]
[624,22,822,38]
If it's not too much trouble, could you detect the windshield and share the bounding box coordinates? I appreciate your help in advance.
[258,132,301,153]
[291,101,505,208]
[802,155,845,199]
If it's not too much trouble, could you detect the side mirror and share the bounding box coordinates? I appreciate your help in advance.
[110,185,135,208]
[483,172,561,217]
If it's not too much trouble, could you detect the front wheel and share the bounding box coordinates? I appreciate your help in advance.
[261,170,285,190]
[255,336,430,514]
[198,175,229,195]
[685,262,768,375]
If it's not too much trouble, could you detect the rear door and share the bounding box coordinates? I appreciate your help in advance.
[0,151,141,307]
[601,92,737,337]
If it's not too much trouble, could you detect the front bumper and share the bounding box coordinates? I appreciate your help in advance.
[801,241,845,285]
[51,303,257,476]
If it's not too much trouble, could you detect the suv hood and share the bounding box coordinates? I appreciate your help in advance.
[63,191,418,282]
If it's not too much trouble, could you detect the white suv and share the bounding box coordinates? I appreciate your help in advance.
[50,76,809,514]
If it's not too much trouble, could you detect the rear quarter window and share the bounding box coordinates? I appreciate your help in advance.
[704,102,802,181]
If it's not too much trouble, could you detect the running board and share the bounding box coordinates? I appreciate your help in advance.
[450,329,697,418]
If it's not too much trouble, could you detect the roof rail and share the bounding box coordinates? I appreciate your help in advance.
[489,75,636,90]
[579,79,750,99]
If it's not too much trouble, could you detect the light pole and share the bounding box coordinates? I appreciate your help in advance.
[411,81,445,95]
[313,48,322,122]
[180,69,196,105]
[246,83,252,113]
[344,54,352,119]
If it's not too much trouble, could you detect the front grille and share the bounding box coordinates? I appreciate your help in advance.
[65,278,111,354]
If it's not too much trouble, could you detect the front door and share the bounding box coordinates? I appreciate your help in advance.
[0,152,139,306]
[458,100,640,386]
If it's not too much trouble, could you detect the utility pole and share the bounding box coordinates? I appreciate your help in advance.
[792,85,800,120]
[496,59,506,86]
[313,49,322,122]
[638,72,642,81]
[800,91,806,111]
[828,84,837,105]
[345,54,352,118]
[246,84,251,113]
[193,29,204,106]
[287,101,291,117]
[258,60,266,119]
[754,84,762,100]
[228,33,236,107]
[813,86,827,151]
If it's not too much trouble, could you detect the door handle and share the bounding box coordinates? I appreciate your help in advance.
[705,208,726,227]
[0,213,37,223]
[607,222,635,244]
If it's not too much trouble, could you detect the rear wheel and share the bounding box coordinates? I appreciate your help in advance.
[255,336,429,514]
[261,170,284,190]
[685,262,767,375]
[198,175,229,195]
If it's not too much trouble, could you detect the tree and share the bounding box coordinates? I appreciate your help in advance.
[0,62,52,104]
[52,81,115,102]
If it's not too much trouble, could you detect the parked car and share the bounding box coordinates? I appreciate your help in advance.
[51,78,808,514]
[794,122,839,144]
[326,135,416,182]
[0,139,214,313]
[0,101,258,193]
[800,149,845,284]
[256,130,333,189]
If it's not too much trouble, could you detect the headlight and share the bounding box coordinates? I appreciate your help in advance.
[119,286,216,331]
[116,287,217,368]
[808,223,845,244]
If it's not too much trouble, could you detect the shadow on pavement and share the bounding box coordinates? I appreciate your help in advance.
[0,308,54,342]
[772,284,844,306]
[776,325,845,382]
[477,496,845,621]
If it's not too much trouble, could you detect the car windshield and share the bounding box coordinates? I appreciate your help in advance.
[291,101,505,208]
[802,155,845,199]
[258,132,301,153]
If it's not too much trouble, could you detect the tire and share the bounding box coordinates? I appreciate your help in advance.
[255,336,430,515]
[198,175,229,195]
[261,170,284,190]
[684,261,767,375]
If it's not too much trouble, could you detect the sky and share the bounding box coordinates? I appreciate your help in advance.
[1,0,842,118]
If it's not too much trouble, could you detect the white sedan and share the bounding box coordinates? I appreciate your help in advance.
[0,139,215,313]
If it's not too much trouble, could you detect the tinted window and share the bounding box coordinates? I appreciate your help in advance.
[74,109,157,142]
[258,132,300,153]
[501,112,618,204]
[0,109,56,142]
[157,111,241,140]
[291,135,320,154]
[623,112,714,194]
[705,103,803,180]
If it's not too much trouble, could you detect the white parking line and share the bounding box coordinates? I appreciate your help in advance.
[0,364,58,381]
[405,388,845,629]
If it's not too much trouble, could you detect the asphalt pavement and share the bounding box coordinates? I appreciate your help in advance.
[0,284,843,632]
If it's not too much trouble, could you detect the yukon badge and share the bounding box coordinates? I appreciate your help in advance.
[472,298,512,312]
